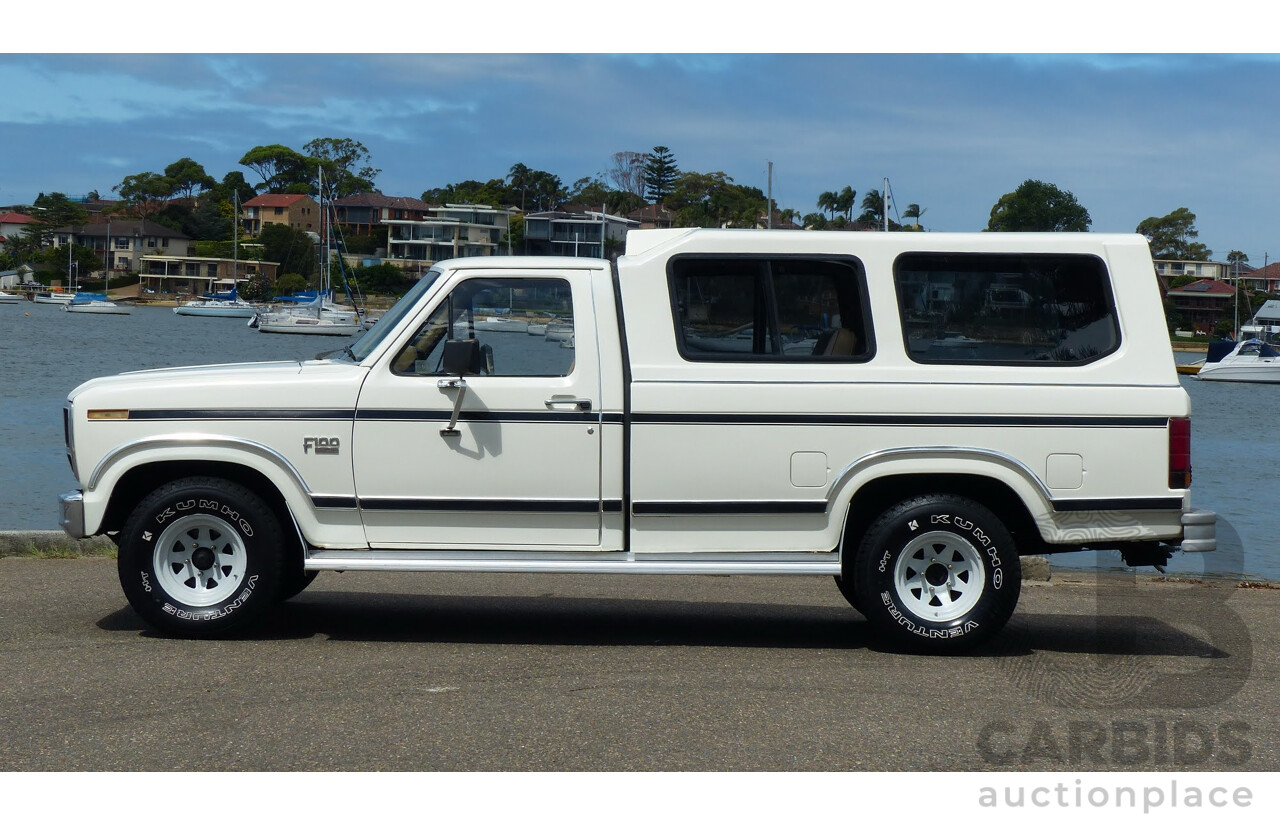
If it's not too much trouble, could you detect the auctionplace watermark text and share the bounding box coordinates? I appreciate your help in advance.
[978,778,1253,814]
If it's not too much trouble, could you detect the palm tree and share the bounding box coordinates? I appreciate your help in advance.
[837,186,856,221]
[507,163,532,212]
[859,189,885,226]
[817,191,839,222]
[903,203,927,229]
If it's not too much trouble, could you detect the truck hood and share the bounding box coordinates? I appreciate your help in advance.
[67,359,366,411]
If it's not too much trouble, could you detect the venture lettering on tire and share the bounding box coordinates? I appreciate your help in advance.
[117,477,283,637]
[852,494,1022,651]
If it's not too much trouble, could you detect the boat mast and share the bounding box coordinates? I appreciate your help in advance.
[767,160,773,230]
[232,190,238,290]
[884,177,890,232]
[1234,259,1240,340]
[319,168,327,318]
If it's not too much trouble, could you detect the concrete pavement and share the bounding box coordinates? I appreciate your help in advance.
[1,558,1276,771]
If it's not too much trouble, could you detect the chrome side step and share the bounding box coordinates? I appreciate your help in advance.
[305,549,841,575]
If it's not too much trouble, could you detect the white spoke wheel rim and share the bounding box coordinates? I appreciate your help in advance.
[892,530,986,623]
[152,514,249,607]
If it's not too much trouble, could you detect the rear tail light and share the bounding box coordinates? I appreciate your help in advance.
[1169,417,1192,489]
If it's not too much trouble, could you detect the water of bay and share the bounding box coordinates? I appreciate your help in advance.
[1,302,1273,580]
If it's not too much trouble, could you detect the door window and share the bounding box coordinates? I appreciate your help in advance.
[392,277,576,377]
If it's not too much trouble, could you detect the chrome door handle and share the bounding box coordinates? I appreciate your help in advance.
[545,397,592,412]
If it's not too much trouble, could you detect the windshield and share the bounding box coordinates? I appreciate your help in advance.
[343,268,444,362]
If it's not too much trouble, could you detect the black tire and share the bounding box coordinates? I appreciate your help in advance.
[117,477,283,637]
[278,569,318,602]
[833,575,863,614]
[852,494,1021,652]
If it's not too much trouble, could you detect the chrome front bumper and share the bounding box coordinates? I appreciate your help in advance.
[1180,508,1216,553]
[59,490,86,540]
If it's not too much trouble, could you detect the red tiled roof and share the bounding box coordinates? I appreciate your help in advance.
[333,193,432,210]
[628,204,674,221]
[1247,262,1280,281]
[242,194,312,207]
[0,212,38,224]
[1167,278,1237,296]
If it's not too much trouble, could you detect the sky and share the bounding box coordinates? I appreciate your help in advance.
[4,3,1278,265]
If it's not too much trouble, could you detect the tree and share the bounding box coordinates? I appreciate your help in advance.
[239,273,271,302]
[258,223,316,280]
[304,137,380,201]
[903,203,927,230]
[164,158,216,201]
[422,179,508,207]
[667,171,765,228]
[507,163,533,211]
[987,179,1092,232]
[351,262,410,294]
[605,189,647,216]
[607,151,647,200]
[498,164,562,211]
[273,272,310,295]
[527,170,565,211]
[29,192,89,243]
[566,176,612,207]
[185,196,233,242]
[859,189,885,227]
[239,144,311,193]
[216,171,258,208]
[836,186,856,221]
[1135,207,1210,260]
[642,146,679,204]
[817,191,838,222]
[114,172,174,219]
[1227,250,1249,267]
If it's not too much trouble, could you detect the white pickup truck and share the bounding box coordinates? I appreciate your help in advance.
[59,228,1215,650]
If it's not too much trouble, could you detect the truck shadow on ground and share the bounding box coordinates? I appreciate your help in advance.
[98,594,1236,660]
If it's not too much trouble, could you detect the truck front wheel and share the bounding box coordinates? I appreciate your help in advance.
[852,494,1021,652]
[117,477,283,637]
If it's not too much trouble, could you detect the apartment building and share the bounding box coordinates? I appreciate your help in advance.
[241,194,319,235]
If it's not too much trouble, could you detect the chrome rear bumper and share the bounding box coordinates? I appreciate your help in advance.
[1180,508,1216,553]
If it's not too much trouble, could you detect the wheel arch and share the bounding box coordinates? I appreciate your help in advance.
[97,458,307,576]
[832,451,1052,574]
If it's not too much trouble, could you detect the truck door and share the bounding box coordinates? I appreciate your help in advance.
[353,270,603,548]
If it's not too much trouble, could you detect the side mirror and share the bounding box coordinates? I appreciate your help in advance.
[442,338,483,376]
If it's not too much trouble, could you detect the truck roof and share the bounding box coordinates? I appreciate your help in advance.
[442,256,611,271]
[622,227,1152,260]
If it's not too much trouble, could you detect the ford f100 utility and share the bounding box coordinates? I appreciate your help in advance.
[59,228,1216,650]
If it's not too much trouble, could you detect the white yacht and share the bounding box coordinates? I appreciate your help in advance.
[63,292,131,315]
[1197,339,1280,383]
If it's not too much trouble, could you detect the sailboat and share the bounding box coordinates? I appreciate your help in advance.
[254,169,363,337]
[32,291,75,305]
[63,291,131,314]
[175,284,258,317]
[176,193,259,318]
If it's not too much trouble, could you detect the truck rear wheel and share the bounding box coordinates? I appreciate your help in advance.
[852,494,1021,652]
[117,477,283,637]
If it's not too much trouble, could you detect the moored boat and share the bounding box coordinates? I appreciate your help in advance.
[33,291,75,305]
[62,292,131,315]
[175,286,258,318]
[256,310,361,335]
[0,290,23,304]
[1196,339,1280,383]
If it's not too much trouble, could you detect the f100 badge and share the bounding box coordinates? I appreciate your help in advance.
[303,437,340,455]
